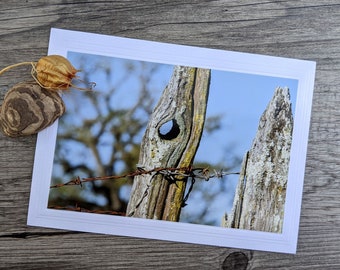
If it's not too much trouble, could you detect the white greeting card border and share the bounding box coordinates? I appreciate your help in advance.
[27,28,316,254]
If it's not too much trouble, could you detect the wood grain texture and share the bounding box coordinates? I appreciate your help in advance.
[1,0,340,269]
[225,87,293,233]
[127,66,210,221]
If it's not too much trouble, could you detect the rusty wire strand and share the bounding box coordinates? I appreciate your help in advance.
[48,205,126,216]
[50,166,240,189]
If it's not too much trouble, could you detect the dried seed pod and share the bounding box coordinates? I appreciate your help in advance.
[0,82,65,137]
[32,55,79,90]
[0,55,95,91]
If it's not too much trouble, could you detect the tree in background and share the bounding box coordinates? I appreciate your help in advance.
[48,54,238,225]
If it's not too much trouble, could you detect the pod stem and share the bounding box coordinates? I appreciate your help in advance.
[0,62,36,76]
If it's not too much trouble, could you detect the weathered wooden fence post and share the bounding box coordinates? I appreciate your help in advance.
[223,87,293,233]
[126,66,211,221]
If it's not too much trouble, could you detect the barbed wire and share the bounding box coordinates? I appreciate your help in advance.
[48,205,126,216]
[50,166,240,189]
[49,166,240,213]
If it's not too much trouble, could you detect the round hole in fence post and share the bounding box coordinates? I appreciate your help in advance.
[158,119,180,140]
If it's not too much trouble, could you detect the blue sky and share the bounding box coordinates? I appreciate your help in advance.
[52,52,298,226]
[198,69,298,165]
[188,69,297,224]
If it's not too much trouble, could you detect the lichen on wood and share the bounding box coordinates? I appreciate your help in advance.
[126,66,210,221]
[224,87,293,233]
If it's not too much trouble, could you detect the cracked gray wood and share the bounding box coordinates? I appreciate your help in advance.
[1,1,339,269]
[224,87,293,233]
[126,66,210,221]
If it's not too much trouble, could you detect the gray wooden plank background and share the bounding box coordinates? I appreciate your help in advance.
[0,1,339,269]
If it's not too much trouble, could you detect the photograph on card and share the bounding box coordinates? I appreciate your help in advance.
[48,51,298,233]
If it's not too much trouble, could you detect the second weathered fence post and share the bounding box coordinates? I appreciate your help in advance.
[224,87,293,233]
[126,66,211,221]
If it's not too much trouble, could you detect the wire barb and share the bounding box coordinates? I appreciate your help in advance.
[50,166,240,189]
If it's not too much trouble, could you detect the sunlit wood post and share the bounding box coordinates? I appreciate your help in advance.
[223,87,293,233]
[126,66,211,221]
